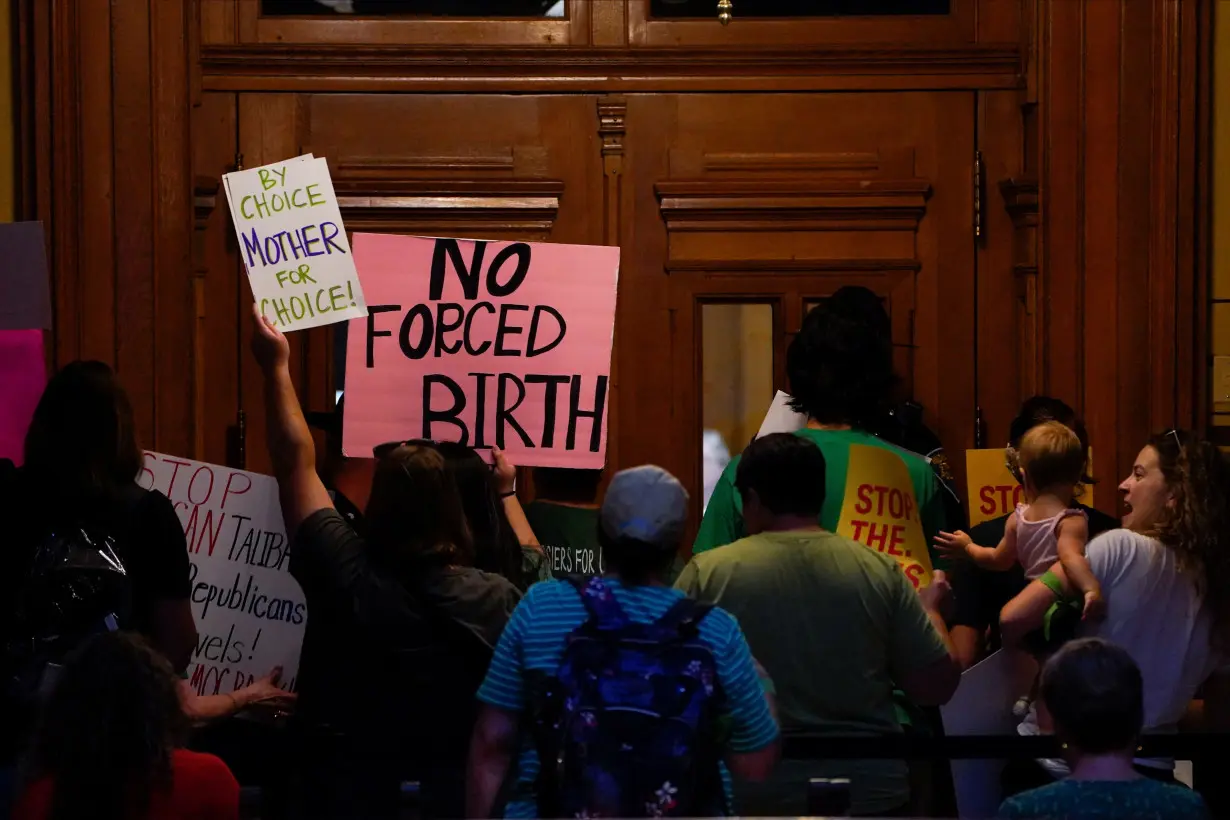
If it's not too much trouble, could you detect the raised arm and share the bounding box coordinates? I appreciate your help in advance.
[492,447,539,547]
[935,514,1019,572]
[250,303,333,533]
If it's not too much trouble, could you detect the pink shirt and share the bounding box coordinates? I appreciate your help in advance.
[1014,504,1087,580]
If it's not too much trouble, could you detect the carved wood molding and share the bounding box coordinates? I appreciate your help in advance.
[656,179,932,232]
[665,258,921,274]
[333,178,563,235]
[199,44,1022,92]
[999,177,1038,229]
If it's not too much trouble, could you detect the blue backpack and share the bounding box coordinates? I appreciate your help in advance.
[531,576,726,819]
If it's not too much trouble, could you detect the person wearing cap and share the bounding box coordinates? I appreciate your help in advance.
[466,465,781,819]
[677,433,960,817]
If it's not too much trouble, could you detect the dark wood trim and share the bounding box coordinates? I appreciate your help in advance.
[199,43,1024,93]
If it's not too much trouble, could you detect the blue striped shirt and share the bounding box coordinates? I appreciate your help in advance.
[477,577,780,818]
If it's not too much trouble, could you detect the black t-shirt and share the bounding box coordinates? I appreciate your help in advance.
[290,508,521,734]
[0,460,191,636]
[0,460,191,760]
[949,503,1120,642]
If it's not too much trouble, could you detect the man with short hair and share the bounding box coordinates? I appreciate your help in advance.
[466,465,780,818]
[676,433,960,817]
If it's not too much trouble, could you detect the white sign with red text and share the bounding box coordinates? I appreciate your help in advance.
[138,452,306,695]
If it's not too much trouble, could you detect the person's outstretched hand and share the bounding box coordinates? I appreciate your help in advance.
[492,447,517,496]
[933,530,973,560]
[238,666,298,710]
[250,302,290,373]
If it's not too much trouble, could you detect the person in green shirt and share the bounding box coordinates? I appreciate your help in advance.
[522,467,604,578]
[694,294,948,572]
[677,433,959,816]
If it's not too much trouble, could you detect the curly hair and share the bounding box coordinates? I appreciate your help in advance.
[25,631,188,820]
[1148,430,1230,650]
[787,295,898,428]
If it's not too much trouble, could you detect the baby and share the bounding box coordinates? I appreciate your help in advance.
[936,421,1103,620]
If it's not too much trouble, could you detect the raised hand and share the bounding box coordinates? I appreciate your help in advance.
[933,530,973,559]
[249,301,290,373]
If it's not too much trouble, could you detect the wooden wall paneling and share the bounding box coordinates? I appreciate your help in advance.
[1079,0,1121,508]
[977,90,1026,447]
[29,0,195,457]
[197,46,1022,95]
[192,91,240,466]
[151,0,197,459]
[198,0,238,45]
[597,97,626,472]
[236,93,304,474]
[1036,0,1208,512]
[77,0,117,369]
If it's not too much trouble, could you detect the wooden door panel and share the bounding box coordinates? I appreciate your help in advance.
[231,92,602,474]
[621,92,976,534]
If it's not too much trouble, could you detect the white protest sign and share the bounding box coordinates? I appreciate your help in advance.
[223,154,367,332]
[138,452,306,695]
[755,390,807,438]
[940,650,1020,818]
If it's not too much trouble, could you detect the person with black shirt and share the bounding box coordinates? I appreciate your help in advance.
[523,467,604,577]
[948,397,1118,669]
[250,304,520,819]
[0,362,288,817]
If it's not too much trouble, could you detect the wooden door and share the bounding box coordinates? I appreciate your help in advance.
[222,93,602,474]
[617,92,977,533]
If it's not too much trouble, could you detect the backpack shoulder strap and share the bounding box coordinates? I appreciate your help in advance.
[564,575,629,631]
[655,595,715,639]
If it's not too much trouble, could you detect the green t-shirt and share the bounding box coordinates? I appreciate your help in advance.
[675,529,950,816]
[522,501,603,576]
[694,427,948,571]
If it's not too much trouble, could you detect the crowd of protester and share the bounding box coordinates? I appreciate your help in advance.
[0,289,1228,819]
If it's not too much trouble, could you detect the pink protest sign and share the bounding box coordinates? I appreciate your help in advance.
[0,330,47,464]
[343,234,620,468]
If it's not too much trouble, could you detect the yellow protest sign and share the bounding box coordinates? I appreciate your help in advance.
[964,448,1093,527]
[837,444,934,589]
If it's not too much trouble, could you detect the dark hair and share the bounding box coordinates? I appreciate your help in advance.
[827,286,891,340]
[532,467,603,505]
[787,298,898,427]
[1040,638,1143,754]
[1148,430,1230,649]
[26,631,190,820]
[1006,396,1095,486]
[23,361,143,502]
[598,530,676,586]
[433,442,526,588]
[735,433,826,517]
[364,442,473,577]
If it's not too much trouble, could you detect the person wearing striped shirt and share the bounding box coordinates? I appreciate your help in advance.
[466,465,781,818]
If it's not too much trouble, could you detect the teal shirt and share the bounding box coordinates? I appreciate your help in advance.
[999,778,1208,820]
[477,578,780,818]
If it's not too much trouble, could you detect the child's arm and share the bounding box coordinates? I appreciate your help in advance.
[1055,515,1104,620]
[934,515,1019,571]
